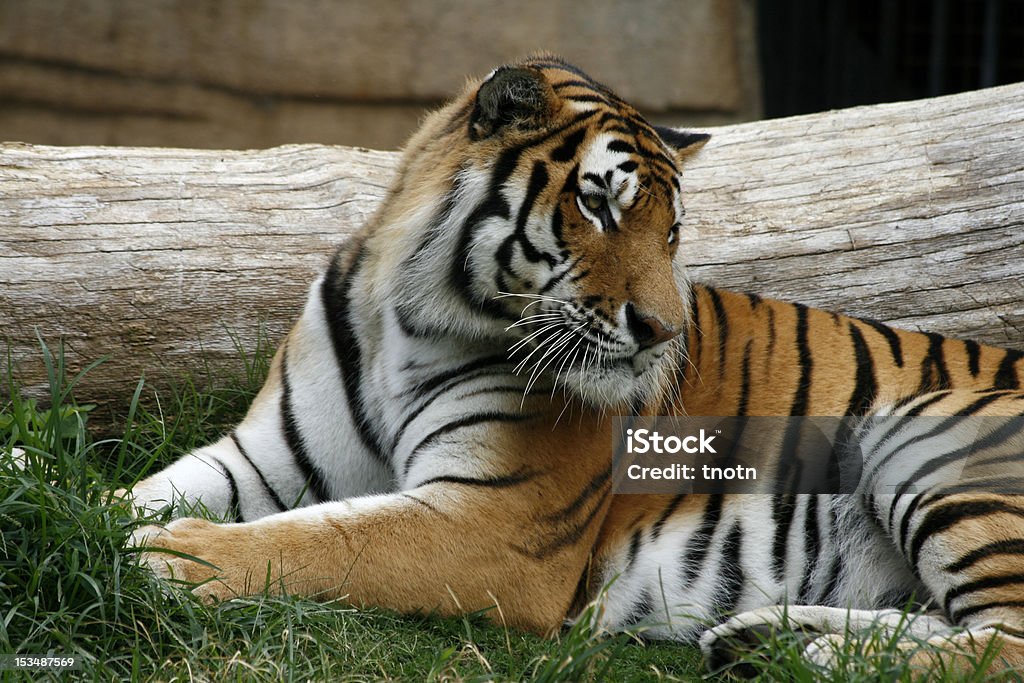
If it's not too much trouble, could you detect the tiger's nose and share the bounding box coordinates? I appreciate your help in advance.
[625,303,680,349]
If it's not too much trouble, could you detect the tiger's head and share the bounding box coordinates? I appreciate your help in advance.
[381,56,708,408]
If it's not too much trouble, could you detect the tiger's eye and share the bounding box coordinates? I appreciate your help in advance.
[584,195,604,211]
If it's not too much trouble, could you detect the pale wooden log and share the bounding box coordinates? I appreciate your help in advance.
[2,83,1023,418]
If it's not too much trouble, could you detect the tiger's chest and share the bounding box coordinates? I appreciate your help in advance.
[365,331,555,486]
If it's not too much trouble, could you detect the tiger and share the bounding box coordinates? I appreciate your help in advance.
[128,55,1024,675]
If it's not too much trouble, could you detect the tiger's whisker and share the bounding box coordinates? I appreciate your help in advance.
[513,326,564,375]
[504,313,562,332]
[524,327,580,398]
[508,323,564,358]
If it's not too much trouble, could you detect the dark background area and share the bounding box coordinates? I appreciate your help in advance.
[758,0,1024,118]
[1,1,1020,150]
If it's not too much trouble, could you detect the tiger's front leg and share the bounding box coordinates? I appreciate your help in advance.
[133,444,612,634]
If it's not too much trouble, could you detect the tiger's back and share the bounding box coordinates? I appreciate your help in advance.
[664,285,1022,418]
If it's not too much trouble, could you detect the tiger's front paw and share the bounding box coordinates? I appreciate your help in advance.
[131,518,241,603]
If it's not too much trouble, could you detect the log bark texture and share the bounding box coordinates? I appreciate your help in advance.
[2,83,1023,417]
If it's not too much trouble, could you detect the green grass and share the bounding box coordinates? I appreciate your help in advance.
[0,338,1018,681]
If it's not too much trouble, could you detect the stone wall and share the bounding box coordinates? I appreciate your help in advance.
[0,0,761,150]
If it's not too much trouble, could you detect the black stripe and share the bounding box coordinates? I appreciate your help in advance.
[706,288,729,381]
[569,268,590,283]
[654,126,711,154]
[644,170,674,201]
[951,600,1024,623]
[994,349,1023,390]
[884,393,1011,473]
[798,496,821,602]
[322,245,388,464]
[790,304,813,416]
[515,161,554,262]
[909,500,1024,571]
[651,494,687,541]
[538,255,581,294]
[569,563,594,617]
[997,625,1024,639]
[918,332,952,393]
[551,218,568,259]
[765,305,777,359]
[410,355,510,402]
[964,339,982,377]
[857,318,904,368]
[681,494,724,585]
[822,554,843,606]
[946,538,1024,573]
[552,78,602,91]
[564,94,610,106]
[893,404,1022,507]
[622,590,654,627]
[894,493,927,559]
[689,286,704,369]
[456,384,543,400]
[774,304,814,500]
[210,457,242,523]
[713,522,745,618]
[394,304,436,338]
[230,433,287,513]
[892,391,930,412]
[922,475,1024,501]
[606,139,637,155]
[550,128,587,162]
[968,444,1024,469]
[523,488,610,560]
[535,58,600,79]
[617,160,639,173]
[944,573,1024,617]
[821,503,843,605]
[403,411,534,478]
[625,529,643,570]
[846,322,878,416]
[400,493,440,513]
[770,495,797,582]
[280,347,331,503]
[544,466,612,522]
[737,340,752,417]
[418,468,537,489]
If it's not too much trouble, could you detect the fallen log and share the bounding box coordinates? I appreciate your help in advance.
[2,83,1022,417]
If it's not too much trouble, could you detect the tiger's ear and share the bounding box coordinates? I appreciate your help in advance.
[470,66,555,140]
[653,126,711,163]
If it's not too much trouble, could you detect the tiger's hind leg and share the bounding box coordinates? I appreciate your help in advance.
[856,391,1024,674]
[703,391,1024,676]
